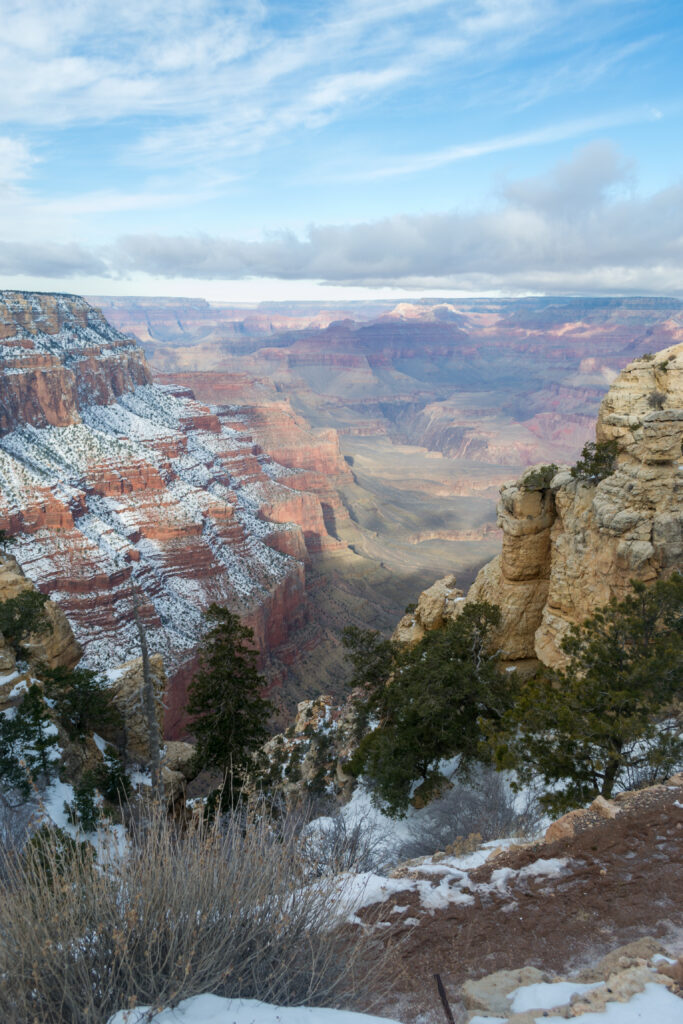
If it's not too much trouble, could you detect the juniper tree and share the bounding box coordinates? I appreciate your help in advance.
[491,573,683,814]
[0,590,51,659]
[42,665,121,740]
[346,602,508,816]
[187,605,274,800]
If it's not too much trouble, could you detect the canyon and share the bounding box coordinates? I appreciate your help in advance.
[0,291,405,732]
[3,290,683,733]
[95,293,683,613]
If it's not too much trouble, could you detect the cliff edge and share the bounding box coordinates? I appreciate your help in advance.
[396,342,683,669]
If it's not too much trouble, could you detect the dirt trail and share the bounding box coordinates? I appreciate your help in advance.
[366,781,683,1022]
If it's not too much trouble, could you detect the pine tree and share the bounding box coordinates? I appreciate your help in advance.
[0,684,58,799]
[186,605,274,797]
[491,573,683,814]
[42,665,121,740]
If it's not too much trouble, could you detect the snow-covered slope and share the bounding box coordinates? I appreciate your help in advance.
[0,292,345,714]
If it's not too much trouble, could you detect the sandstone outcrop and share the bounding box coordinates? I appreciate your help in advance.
[404,343,683,669]
[393,573,464,644]
[106,654,166,764]
[0,553,81,691]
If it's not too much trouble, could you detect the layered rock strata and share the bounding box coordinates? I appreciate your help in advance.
[400,343,683,669]
[0,293,353,717]
[0,291,150,432]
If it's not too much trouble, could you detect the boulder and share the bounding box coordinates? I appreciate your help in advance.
[163,740,197,778]
[393,574,464,645]
[461,966,548,1014]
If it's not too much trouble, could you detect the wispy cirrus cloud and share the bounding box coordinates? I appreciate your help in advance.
[0,0,624,170]
[336,106,660,181]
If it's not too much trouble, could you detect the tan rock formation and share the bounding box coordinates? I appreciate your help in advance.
[464,343,683,668]
[393,573,464,644]
[108,654,166,764]
[395,343,682,671]
[0,553,81,679]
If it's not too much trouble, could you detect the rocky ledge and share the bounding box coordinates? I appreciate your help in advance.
[400,342,683,669]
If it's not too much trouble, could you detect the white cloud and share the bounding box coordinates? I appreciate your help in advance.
[4,143,681,295]
[0,0,611,171]
[0,137,35,185]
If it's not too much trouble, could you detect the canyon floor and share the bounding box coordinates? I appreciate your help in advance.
[94,294,683,704]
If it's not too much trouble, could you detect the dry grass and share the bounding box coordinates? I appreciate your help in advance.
[0,800,392,1024]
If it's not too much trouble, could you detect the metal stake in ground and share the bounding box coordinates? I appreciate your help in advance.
[434,973,455,1024]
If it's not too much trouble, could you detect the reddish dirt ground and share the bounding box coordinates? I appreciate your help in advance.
[362,781,683,1023]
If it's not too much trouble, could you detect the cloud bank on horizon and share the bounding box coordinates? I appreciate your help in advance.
[1,0,682,298]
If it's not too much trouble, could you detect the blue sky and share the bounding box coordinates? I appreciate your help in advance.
[1,0,682,300]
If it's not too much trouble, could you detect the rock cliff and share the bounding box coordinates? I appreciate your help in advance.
[0,291,150,432]
[0,292,360,721]
[400,341,683,669]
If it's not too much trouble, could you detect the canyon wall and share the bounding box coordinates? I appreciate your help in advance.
[0,292,367,726]
[0,292,150,433]
[396,339,683,668]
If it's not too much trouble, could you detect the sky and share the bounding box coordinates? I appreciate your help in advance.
[1,0,682,301]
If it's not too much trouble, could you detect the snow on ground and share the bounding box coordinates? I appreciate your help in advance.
[469,978,683,1024]
[109,982,683,1024]
[508,979,601,1012]
[538,982,683,1023]
[108,995,402,1024]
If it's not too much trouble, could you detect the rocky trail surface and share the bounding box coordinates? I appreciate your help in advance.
[357,778,683,1023]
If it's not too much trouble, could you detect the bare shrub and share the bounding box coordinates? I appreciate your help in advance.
[647,390,666,410]
[0,794,37,862]
[396,767,543,861]
[302,810,392,876]
[0,799,391,1024]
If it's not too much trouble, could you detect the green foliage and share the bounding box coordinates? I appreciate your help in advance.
[347,602,509,817]
[404,602,417,614]
[42,665,121,740]
[570,440,618,483]
[285,746,303,783]
[67,773,101,833]
[341,625,397,736]
[491,574,683,815]
[94,745,131,804]
[640,352,655,361]
[0,684,58,798]
[521,464,558,490]
[0,590,50,658]
[187,605,274,800]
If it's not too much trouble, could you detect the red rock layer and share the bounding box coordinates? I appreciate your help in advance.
[0,291,150,433]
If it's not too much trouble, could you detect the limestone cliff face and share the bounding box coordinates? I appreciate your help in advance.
[0,291,150,433]
[399,343,683,669]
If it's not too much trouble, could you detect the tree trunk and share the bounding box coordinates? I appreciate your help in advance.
[133,597,164,799]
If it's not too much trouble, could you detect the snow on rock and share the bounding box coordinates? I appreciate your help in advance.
[108,995,403,1024]
[508,979,600,1012]
[0,296,346,691]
